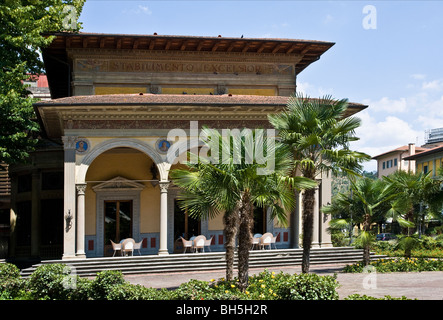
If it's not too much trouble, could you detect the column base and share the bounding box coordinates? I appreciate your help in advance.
[158,249,169,256]
[75,252,86,259]
[311,242,321,249]
[62,254,77,260]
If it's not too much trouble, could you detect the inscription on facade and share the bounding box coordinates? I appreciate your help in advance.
[76,59,293,75]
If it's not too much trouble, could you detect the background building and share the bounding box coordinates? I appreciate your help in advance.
[372,143,426,179]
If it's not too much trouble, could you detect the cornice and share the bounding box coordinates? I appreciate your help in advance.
[67,48,303,64]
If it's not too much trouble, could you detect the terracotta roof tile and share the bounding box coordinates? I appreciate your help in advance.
[34,93,367,109]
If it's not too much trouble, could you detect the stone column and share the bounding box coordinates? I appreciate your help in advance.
[158,181,169,255]
[311,186,321,248]
[290,191,302,248]
[62,136,77,260]
[76,183,87,258]
[319,176,333,247]
[31,169,41,258]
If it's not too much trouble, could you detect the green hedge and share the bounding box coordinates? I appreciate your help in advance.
[0,263,412,300]
[343,257,443,273]
[0,264,342,301]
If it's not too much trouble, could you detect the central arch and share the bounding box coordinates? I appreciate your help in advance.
[77,138,167,183]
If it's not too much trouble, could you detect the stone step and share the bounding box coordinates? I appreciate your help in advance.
[20,247,385,277]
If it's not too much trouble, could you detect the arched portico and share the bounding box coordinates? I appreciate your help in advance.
[62,136,172,259]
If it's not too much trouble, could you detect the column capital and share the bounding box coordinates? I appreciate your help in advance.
[76,183,87,194]
[159,181,170,192]
[62,136,78,150]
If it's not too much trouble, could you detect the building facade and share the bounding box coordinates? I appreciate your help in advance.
[404,145,443,177]
[372,143,426,179]
[7,33,366,260]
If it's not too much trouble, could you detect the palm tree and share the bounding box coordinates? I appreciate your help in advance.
[383,170,443,257]
[268,93,371,273]
[325,177,396,265]
[170,126,315,289]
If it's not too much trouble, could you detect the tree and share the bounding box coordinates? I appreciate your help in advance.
[325,177,397,265]
[383,170,443,258]
[0,0,85,164]
[170,127,315,290]
[268,93,370,273]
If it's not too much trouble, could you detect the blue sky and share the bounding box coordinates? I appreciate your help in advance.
[78,1,443,171]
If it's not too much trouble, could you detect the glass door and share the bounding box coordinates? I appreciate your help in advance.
[104,200,133,256]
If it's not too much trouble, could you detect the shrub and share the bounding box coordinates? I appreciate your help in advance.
[171,279,222,300]
[0,263,21,282]
[27,263,77,300]
[275,272,339,300]
[89,270,126,300]
[343,257,443,273]
[107,282,170,300]
[241,270,291,300]
[345,294,412,300]
[171,270,340,300]
[0,263,26,300]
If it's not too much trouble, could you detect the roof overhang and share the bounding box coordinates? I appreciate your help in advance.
[34,94,367,138]
[403,145,443,160]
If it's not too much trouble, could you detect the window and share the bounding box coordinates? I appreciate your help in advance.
[394,158,398,167]
[382,162,386,169]
[424,165,428,174]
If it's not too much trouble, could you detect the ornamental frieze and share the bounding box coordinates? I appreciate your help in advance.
[75,58,294,76]
[64,119,273,130]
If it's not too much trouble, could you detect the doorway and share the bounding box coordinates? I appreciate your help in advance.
[104,200,133,256]
[174,199,200,241]
[253,206,266,235]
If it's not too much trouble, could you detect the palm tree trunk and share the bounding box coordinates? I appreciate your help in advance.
[223,209,239,281]
[302,187,316,273]
[237,191,253,291]
[363,214,371,266]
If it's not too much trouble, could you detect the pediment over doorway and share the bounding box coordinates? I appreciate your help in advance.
[92,176,145,192]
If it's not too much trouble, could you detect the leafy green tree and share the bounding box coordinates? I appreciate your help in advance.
[0,0,85,164]
[325,177,398,265]
[268,93,370,272]
[170,127,315,290]
[383,170,443,257]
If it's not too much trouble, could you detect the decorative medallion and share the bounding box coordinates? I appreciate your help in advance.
[75,138,90,154]
[156,138,172,154]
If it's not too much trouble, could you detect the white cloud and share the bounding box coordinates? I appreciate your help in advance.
[410,73,426,80]
[422,79,443,91]
[122,5,152,15]
[353,111,422,154]
[296,81,334,97]
[361,97,407,114]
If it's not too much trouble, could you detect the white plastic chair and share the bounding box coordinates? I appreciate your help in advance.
[251,234,261,250]
[180,237,193,253]
[260,233,273,250]
[110,240,122,257]
[121,238,135,256]
[271,233,279,249]
[134,240,143,255]
[204,237,213,252]
[193,235,206,253]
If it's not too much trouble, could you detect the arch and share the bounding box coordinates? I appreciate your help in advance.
[76,138,166,183]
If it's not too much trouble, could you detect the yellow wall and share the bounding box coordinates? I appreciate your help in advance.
[228,88,276,96]
[162,87,214,95]
[84,150,160,235]
[95,86,147,95]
